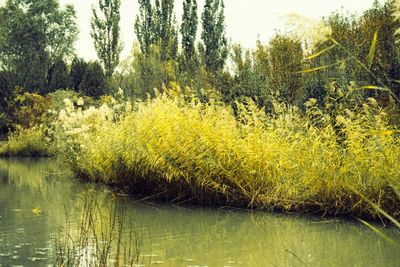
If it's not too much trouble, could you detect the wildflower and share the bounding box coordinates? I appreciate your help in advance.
[77,97,84,106]
[117,87,124,96]
[283,13,332,50]
[63,98,74,113]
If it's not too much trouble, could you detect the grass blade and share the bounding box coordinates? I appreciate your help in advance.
[352,188,400,229]
[304,44,337,60]
[295,61,343,74]
[358,85,388,91]
[367,31,378,70]
[358,219,400,250]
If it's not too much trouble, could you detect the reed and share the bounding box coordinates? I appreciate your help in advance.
[54,87,400,219]
[54,189,143,266]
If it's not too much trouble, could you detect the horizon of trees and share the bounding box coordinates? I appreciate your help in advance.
[0,0,399,116]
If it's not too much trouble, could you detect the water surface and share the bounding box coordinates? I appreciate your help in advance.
[0,158,399,266]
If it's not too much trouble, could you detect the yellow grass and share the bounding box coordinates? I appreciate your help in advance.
[55,89,400,219]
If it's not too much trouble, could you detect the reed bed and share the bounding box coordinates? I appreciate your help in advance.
[55,89,400,219]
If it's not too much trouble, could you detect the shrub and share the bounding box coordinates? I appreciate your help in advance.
[0,126,53,157]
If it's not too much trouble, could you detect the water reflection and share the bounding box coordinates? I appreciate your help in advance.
[0,158,399,266]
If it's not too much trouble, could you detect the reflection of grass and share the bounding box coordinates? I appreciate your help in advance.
[54,190,143,266]
[357,187,400,250]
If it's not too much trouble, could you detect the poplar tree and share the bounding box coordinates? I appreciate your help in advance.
[200,0,228,74]
[91,0,123,77]
[134,0,154,55]
[154,0,178,61]
[181,0,198,67]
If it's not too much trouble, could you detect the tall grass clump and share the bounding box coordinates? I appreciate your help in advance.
[0,125,54,157]
[54,85,400,219]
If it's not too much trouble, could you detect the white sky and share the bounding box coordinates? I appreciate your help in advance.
[0,0,388,60]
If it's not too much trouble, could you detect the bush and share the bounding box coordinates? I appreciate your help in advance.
[0,126,53,157]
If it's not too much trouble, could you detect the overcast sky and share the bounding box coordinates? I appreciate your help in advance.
[1,0,388,60]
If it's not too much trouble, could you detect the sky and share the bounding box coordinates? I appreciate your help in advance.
[1,0,388,60]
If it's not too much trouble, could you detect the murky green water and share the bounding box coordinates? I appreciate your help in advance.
[0,158,399,267]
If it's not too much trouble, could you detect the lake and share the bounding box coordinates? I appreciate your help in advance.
[0,158,399,266]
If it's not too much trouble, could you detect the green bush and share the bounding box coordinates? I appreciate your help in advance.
[0,126,53,157]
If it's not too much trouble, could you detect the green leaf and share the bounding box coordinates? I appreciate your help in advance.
[304,44,337,60]
[367,31,378,70]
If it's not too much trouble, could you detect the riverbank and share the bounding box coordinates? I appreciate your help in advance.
[49,90,400,220]
[1,157,399,266]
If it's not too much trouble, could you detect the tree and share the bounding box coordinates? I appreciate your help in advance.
[91,0,123,77]
[0,0,78,92]
[134,0,154,55]
[268,34,304,105]
[79,61,107,98]
[153,0,178,61]
[134,0,178,60]
[47,58,70,92]
[200,0,228,74]
[70,57,89,92]
[180,0,198,71]
[230,44,261,101]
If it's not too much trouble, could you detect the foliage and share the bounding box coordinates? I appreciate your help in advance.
[153,0,178,61]
[54,87,400,219]
[119,44,177,98]
[91,0,123,77]
[0,126,53,157]
[267,34,305,105]
[134,0,178,60]
[134,0,154,55]
[0,0,78,93]
[70,57,89,92]
[7,91,51,129]
[47,57,70,92]
[200,0,228,74]
[79,61,107,98]
[180,0,198,72]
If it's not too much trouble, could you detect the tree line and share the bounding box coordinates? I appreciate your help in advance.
[0,0,399,114]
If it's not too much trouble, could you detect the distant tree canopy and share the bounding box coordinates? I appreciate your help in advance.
[79,61,107,98]
[91,0,123,77]
[180,0,198,72]
[134,0,178,60]
[0,0,398,113]
[47,58,70,93]
[200,0,228,74]
[0,0,78,93]
[70,57,89,92]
